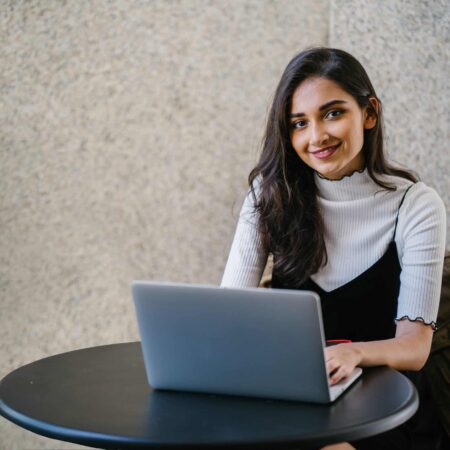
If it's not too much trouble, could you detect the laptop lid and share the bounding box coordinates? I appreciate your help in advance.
[132,281,360,404]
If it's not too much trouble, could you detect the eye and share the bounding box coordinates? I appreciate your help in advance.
[325,109,344,119]
[291,119,307,129]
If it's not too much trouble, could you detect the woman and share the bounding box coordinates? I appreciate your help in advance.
[221,47,446,449]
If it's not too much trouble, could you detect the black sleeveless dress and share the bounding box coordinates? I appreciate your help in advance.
[272,185,416,449]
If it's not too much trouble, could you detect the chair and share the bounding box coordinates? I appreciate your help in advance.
[412,252,450,449]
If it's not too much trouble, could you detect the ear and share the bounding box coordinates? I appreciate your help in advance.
[364,96,379,130]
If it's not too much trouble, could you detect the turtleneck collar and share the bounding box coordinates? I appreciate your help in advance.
[314,168,384,201]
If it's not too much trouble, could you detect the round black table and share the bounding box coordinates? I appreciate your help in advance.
[0,342,418,449]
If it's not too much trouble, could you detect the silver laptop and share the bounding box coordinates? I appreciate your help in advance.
[132,281,362,404]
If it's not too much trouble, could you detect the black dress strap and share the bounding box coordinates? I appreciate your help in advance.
[393,183,416,240]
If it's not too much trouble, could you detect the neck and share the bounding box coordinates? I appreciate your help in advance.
[315,167,366,181]
[314,168,383,201]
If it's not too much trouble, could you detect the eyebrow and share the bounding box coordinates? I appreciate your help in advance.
[289,99,348,119]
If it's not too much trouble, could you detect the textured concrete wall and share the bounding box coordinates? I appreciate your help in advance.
[0,1,328,448]
[330,0,449,239]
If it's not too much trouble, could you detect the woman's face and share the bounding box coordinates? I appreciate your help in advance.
[289,77,377,180]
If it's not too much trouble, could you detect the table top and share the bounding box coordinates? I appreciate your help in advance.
[0,342,418,449]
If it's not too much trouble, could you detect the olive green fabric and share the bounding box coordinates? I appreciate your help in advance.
[424,253,450,437]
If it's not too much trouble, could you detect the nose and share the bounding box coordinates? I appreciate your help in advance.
[309,121,330,147]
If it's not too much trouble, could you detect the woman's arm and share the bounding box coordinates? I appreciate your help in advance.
[221,188,268,288]
[395,183,446,329]
[325,320,433,385]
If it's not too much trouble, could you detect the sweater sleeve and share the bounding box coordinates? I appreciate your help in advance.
[221,189,268,288]
[395,182,447,328]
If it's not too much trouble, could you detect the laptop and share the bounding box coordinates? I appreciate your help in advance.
[132,281,362,404]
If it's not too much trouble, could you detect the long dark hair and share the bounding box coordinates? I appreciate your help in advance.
[249,47,417,287]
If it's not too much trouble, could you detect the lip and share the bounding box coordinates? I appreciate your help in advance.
[310,143,341,159]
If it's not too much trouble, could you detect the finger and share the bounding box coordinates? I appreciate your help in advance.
[329,366,350,385]
[325,358,340,373]
[326,359,340,375]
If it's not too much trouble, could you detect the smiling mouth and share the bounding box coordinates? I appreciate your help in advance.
[311,143,341,159]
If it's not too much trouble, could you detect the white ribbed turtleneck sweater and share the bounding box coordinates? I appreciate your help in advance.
[221,169,446,327]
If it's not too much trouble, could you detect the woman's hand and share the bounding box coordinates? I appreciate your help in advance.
[324,343,362,385]
[324,321,434,385]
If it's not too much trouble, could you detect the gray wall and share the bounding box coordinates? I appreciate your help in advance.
[0,1,448,448]
[0,1,328,448]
